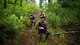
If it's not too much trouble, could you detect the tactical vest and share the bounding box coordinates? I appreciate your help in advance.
[38,22,47,30]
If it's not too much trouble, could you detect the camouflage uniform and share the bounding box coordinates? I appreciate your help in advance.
[29,14,35,26]
[36,17,50,40]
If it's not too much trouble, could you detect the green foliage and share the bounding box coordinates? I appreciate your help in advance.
[46,12,61,29]
[46,3,61,13]
[22,2,40,15]
[58,8,77,26]
[0,14,24,45]
[45,1,78,28]
[20,16,30,26]
[58,0,80,8]
[0,0,40,45]
[45,0,80,45]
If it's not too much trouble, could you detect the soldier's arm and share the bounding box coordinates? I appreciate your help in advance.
[45,22,48,31]
[35,21,40,29]
[36,21,44,30]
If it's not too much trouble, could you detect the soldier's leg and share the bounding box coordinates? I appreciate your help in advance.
[33,21,35,26]
[42,30,48,39]
[38,30,43,41]
[33,20,36,26]
[44,31,50,40]
[30,20,32,26]
[45,33,49,39]
[31,20,35,26]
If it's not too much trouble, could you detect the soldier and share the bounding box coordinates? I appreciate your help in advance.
[29,11,35,26]
[36,15,50,40]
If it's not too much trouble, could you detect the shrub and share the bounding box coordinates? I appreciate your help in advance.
[46,12,61,29]
[0,1,40,45]
[0,14,24,45]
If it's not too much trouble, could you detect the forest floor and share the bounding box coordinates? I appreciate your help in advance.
[19,26,55,45]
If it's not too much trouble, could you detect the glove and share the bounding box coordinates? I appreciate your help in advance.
[39,27,44,30]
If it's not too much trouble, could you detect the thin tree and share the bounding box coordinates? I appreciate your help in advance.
[39,0,43,8]
[48,0,51,3]
[20,0,22,7]
[4,0,7,9]
[14,0,17,8]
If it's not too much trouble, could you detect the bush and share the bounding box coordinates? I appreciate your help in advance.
[0,14,24,45]
[59,8,77,26]
[46,12,61,29]
[0,1,40,45]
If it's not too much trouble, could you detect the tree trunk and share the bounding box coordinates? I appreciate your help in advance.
[20,0,22,7]
[14,0,17,9]
[39,0,43,8]
[4,0,7,9]
[48,0,52,4]
[48,0,51,3]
